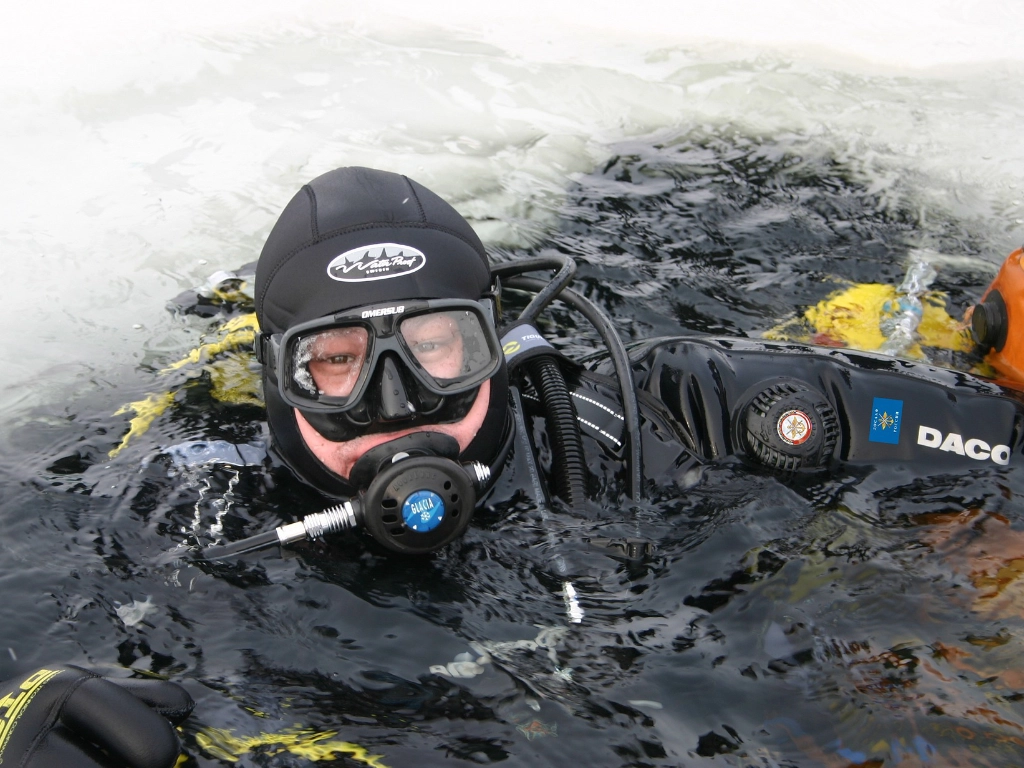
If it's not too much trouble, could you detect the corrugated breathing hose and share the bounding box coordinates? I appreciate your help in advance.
[527,356,587,509]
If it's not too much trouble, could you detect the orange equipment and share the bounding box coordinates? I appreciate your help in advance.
[972,247,1024,383]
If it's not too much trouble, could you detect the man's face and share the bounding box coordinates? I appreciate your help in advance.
[294,311,489,479]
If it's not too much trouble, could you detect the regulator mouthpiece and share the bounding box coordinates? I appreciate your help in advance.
[201,455,485,559]
[361,456,478,554]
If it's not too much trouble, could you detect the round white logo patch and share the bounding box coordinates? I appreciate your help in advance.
[327,243,426,283]
[777,409,812,446]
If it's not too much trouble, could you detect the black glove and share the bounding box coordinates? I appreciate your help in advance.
[0,664,194,768]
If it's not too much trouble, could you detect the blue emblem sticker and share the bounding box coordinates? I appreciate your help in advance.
[402,490,445,532]
[869,397,903,444]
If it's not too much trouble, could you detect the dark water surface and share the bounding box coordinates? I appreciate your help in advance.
[4,129,1024,767]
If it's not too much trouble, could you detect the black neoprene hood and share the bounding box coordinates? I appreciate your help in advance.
[256,166,492,334]
[254,166,509,499]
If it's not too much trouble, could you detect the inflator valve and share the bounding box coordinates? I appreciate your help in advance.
[971,289,1008,352]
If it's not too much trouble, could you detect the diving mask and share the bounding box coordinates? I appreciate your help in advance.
[257,298,502,441]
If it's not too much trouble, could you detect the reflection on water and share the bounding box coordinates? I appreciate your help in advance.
[2,129,1024,766]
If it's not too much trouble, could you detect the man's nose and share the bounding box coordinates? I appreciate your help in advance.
[377,356,416,421]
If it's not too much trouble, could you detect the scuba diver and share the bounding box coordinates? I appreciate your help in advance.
[212,165,1024,557]
[5,165,1024,767]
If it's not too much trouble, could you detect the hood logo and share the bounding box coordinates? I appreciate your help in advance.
[327,243,426,283]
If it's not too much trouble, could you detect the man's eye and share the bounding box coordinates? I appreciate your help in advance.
[320,354,357,366]
[414,337,459,356]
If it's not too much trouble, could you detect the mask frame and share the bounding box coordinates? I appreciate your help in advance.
[257,297,501,414]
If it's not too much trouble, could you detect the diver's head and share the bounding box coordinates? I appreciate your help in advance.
[255,167,508,498]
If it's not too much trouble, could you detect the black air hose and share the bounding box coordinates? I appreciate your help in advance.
[505,276,644,502]
[493,255,644,503]
[493,256,576,322]
[527,356,587,509]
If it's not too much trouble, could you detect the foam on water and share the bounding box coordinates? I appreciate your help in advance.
[2,0,1024,406]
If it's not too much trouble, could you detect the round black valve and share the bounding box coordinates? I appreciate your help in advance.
[361,456,476,554]
[740,380,839,471]
[971,289,1008,353]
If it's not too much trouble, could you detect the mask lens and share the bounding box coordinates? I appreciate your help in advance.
[294,326,369,398]
[279,301,499,412]
[399,310,493,387]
